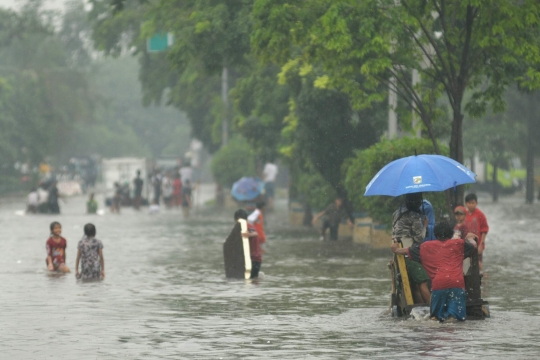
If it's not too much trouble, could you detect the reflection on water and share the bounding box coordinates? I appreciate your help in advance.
[0,193,539,358]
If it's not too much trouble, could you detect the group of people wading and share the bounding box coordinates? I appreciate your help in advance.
[391,192,489,322]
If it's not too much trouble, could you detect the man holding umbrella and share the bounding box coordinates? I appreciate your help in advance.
[392,192,431,304]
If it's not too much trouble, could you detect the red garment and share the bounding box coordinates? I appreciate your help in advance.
[453,222,469,239]
[464,208,489,248]
[173,179,182,195]
[408,239,471,291]
[247,224,262,263]
[46,237,67,266]
[254,214,266,244]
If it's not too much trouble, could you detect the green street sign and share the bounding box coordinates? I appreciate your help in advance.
[147,33,174,52]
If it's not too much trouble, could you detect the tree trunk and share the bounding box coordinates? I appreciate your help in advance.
[492,163,499,203]
[449,108,465,206]
[526,97,535,204]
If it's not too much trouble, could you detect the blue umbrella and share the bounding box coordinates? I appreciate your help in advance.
[231,177,265,201]
[364,154,476,197]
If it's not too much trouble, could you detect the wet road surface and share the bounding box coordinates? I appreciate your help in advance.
[0,191,539,359]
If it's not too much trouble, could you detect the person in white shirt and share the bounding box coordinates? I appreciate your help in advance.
[179,163,193,186]
[161,172,174,208]
[27,188,39,214]
[263,161,278,210]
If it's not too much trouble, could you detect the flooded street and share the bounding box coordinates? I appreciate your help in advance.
[0,190,539,359]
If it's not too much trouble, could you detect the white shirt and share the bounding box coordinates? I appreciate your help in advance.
[179,166,193,185]
[162,177,173,197]
[263,163,278,182]
[27,192,39,206]
[37,188,48,204]
[248,209,261,225]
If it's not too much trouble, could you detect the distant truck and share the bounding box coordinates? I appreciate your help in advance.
[101,157,151,206]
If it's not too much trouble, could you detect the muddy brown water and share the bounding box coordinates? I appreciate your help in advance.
[0,191,539,359]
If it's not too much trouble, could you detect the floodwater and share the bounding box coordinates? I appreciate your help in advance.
[0,190,539,359]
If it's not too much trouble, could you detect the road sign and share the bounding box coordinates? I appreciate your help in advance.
[147,33,174,52]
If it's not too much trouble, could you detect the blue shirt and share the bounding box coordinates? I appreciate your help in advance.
[422,200,436,241]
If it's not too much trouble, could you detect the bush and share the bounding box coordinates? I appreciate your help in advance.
[295,164,337,210]
[211,138,256,187]
[344,138,449,228]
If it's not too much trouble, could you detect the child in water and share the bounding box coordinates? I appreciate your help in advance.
[75,223,105,280]
[46,222,70,273]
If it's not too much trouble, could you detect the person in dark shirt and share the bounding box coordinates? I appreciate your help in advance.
[312,197,353,241]
[392,221,477,322]
[133,170,144,210]
[48,181,60,214]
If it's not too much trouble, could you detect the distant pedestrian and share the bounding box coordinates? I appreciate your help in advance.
[111,182,121,214]
[173,173,182,207]
[27,188,39,214]
[46,221,70,273]
[75,223,105,280]
[37,183,49,213]
[48,181,61,214]
[262,160,278,210]
[152,170,162,205]
[162,172,174,208]
[86,193,98,214]
[312,197,353,241]
[179,162,193,186]
[464,193,489,271]
[182,179,195,218]
[133,170,144,210]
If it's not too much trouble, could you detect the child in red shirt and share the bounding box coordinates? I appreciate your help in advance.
[46,221,70,273]
[464,193,489,270]
[452,206,469,239]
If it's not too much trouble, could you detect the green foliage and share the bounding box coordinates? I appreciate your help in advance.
[344,137,448,228]
[210,138,255,187]
[251,0,540,168]
[294,162,337,210]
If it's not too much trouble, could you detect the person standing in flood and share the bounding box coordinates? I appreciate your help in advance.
[248,201,266,244]
[173,173,182,208]
[48,181,61,214]
[152,170,162,205]
[133,170,144,210]
[262,160,278,211]
[75,223,105,280]
[235,209,262,279]
[46,221,70,273]
[312,197,353,241]
[464,193,489,271]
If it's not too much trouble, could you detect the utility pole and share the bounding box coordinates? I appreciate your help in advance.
[411,69,422,138]
[221,66,229,147]
[388,76,398,139]
[526,93,536,204]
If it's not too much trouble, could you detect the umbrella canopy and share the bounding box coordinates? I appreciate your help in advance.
[231,177,265,201]
[364,154,476,197]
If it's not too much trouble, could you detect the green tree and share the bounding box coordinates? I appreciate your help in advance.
[251,0,540,205]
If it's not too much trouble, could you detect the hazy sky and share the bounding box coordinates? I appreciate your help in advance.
[0,0,66,10]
